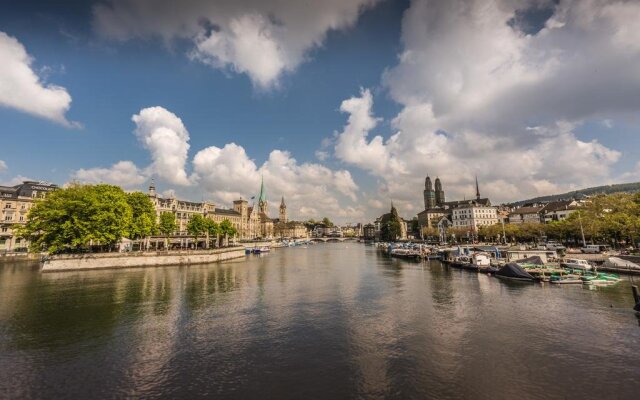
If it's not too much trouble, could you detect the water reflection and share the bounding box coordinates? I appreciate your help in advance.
[0,244,639,399]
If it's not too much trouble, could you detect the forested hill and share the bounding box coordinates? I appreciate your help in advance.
[513,181,640,205]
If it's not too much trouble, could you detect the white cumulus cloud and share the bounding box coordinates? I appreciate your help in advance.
[0,31,77,127]
[331,0,638,217]
[192,143,361,220]
[0,160,7,173]
[132,106,191,186]
[93,0,379,88]
[72,160,147,188]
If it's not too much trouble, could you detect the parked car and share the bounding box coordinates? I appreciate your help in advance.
[580,244,610,254]
[545,241,566,251]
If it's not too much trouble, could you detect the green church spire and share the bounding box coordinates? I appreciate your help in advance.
[258,175,266,203]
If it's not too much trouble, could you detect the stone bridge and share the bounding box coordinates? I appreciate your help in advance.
[311,237,358,242]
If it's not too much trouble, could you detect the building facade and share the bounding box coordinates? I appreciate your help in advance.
[508,206,544,224]
[542,200,580,223]
[452,202,499,230]
[0,181,59,252]
[418,174,497,234]
[148,180,276,240]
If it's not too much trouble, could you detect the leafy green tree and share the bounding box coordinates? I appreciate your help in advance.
[219,219,237,246]
[422,226,439,240]
[158,212,177,249]
[18,184,131,253]
[90,185,133,250]
[477,224,501,242]
[126,192,157,241]
[321,217,334,227]
[204,218,219,248]
[187,214,207,248]
[447,227,472,243]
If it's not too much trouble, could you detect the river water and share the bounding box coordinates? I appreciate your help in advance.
[1,243,639,399]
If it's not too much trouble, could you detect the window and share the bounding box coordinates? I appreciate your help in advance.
[1,227,7,232]
[19,216,24,221]
[4,216,12,221]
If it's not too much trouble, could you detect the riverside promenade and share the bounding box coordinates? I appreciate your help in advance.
[41,247,246,272]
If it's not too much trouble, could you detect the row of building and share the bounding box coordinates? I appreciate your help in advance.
[0,181,59,252]
[0,179,310,252]
[368,175,585,241]
[147,178,307,240]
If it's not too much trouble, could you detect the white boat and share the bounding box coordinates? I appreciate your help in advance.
[560,258,593,271]
[390,248,421,260]
[472,253,491,268]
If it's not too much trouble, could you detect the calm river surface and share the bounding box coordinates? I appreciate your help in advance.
[1,243,640,399]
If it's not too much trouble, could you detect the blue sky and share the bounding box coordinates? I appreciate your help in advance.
[1,0,640,223]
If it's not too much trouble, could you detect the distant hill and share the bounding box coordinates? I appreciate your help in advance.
[512,181,640,206]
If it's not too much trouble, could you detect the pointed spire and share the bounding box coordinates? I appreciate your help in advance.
[258,175,266,202]
[475,175,480,200]
[280,196,286,207]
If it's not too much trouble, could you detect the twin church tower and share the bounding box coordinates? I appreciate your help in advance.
[423,176,445,209]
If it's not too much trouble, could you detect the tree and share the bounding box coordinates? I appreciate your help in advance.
[321,217,334,227]
[422,226,439,241]
[90,185,133,250]
[477,224,501,242]
[187,214,207,249]
[219,219,237,246]
[204,218,219,248]
[158,212,177,249]
[126,192,157,242]
[18,184,132,253]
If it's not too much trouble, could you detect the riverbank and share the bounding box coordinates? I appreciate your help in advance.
[41,247,246,272]
[0,253,41,265]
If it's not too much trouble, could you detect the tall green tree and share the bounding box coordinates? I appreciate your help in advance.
[321,217,334,227]
[18,184,131,253]
[89,185,133,250]
[204,218,219,248]
[126,192,157,240]
[187,214,207,248]
[158,212,177,249]
[219,219,237,246]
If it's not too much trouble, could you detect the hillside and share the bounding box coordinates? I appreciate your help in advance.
[512,181,640,205]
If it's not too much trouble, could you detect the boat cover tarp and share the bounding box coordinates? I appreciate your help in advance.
[496,263,535,280]
[514,256,544,265]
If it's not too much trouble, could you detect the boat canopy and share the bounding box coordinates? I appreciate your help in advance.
[514,256,544,265]
[496,263,535,280]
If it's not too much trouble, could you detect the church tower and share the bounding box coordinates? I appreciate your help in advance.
[279,196,287,223]
[475,176,481,200]
[258,175,268,215]
[424,176,436,209]
[435,177,445,207]
[148,179,157,198]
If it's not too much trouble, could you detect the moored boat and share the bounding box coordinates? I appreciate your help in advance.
[495,263,535,282]
[560,258,593,271]
[390,248,421,260]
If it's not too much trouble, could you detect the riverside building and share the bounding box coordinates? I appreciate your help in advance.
[0,181,58,252]
[417,175,499,233]
[147,179,309,240]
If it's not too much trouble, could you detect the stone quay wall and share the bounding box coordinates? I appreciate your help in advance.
[42,247,246,272]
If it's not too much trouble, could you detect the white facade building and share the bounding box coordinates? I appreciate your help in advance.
[452,203,499,231]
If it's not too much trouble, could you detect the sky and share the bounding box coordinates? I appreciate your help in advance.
[1,0,640,224]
